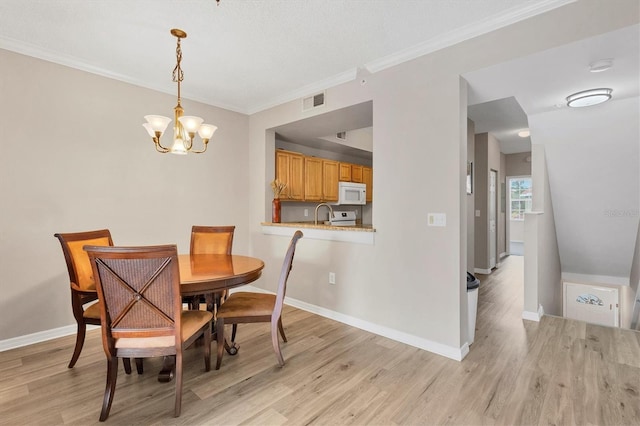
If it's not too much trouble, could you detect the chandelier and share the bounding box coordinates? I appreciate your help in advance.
[143,29,217,155]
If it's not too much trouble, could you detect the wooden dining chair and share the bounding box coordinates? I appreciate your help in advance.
[85,244,213,421]
[215,230,303,369]
[187,225,235,310]
[53,230,125,370]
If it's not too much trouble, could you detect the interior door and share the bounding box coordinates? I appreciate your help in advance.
[489,170,497,269]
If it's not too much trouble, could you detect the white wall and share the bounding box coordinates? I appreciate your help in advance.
[524,145,562,317]
[0,49,250,341]
[529,96,640,282]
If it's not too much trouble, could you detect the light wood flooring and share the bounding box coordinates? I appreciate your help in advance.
[1,255,639,425]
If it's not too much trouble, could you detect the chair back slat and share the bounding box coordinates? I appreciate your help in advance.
[272,231,303,322]
[86,245,181,342]
[190,226,235,255]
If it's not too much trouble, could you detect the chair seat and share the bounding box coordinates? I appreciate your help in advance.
[115,310,213,349]
[83,301,101,320]
[217,292,275,318]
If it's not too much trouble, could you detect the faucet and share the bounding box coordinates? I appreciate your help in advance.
[314,203,334,225]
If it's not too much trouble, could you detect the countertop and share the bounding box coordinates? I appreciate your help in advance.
[261,221,375,232]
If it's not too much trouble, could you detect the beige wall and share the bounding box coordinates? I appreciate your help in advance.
[629,220,640,329]
[506,152,532,177]
[0,49,250,340]
[467,119,475,272]
[1,0,638,356]
[474,133,501,271]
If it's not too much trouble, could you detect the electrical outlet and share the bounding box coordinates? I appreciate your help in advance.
[304,209,309,217]
[329,272,336,285]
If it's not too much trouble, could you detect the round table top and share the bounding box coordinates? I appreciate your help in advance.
[178,254,265,296]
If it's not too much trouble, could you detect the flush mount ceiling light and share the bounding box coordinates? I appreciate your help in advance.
[566,88,613,108]
[517,129,530,138]
[143,29,217,154]
[589,58,613,73]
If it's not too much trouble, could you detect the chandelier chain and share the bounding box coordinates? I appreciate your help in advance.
[172,36,184,104]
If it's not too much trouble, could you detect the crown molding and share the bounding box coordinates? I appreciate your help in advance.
[364,0,576,74]
[247,68,358,115]
[0,36,249,115]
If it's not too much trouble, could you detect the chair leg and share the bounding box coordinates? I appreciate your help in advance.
[203,324,211,372]
[231,324,237,343]
[271,320,285,367]
[99,356,118,422]
[135,358,144,374]
[278,317,287,342]
[68,322,86,368]
[215,319,225,370]
[174,351,183,417]
[122,358,132,374]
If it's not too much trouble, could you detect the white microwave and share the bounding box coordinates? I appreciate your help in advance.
[336,182,366,205]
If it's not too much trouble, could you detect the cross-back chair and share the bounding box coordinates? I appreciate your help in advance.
[215,230,303,369]
[85,244,213,421]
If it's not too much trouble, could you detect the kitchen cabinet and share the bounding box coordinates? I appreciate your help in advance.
[276,150,304,200]
[363,166,373,202]
[304,157,323,201]
[351,164,363,183]
[339,163,352,181]
[323,160,339,201]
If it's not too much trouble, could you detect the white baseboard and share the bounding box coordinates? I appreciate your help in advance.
[474,268,491,274]
[243,285,469,362]
[3,289,470,362]
[0,324,99,352]
[561,272,629,286]
[522,304,545,322]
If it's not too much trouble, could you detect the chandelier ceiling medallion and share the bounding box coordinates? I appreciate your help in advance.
[143,29,217,155]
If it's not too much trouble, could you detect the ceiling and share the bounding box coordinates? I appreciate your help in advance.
[464,23,639,154]
[0,0,573,115]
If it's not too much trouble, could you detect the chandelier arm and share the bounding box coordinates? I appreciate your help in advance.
[189,140,209,154]
[153,137,171,153]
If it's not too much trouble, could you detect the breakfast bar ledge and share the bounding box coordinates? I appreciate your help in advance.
[261,222,375,245]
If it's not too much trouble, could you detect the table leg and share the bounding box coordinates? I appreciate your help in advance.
[157,355,175,382]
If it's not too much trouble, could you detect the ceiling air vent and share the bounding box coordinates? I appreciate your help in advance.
[302,92,325,111]
[336,131,347,140]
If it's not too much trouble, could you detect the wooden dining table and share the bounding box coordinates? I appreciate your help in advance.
[158,253,265,382]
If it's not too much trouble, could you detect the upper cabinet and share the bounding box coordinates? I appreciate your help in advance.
[322,160,339,201]
[276,149,372,203]
[304,157,323,201]
[276,150,304,200]
[339,163,352,182]
[363,166,373,203]
[351,164,363,183]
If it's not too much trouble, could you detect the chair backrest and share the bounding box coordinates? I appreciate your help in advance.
[84,245,182,354]
[272,231,303,322]
[190,226,235,255]
[54,229,113,291]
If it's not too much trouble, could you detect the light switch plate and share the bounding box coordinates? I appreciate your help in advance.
[475,210,481,217]
[428,213,446,227]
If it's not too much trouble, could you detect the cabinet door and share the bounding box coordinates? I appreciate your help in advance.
[323,160,339,201]
[351,164,363,183]
[339,163,352,181]
[276,150,305,200]
[288,153,305,200]
[275,151,291,199]
[363,166,373,202]
[304,157,323,201]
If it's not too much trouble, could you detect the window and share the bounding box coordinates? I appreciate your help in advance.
[509,178,532,221]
